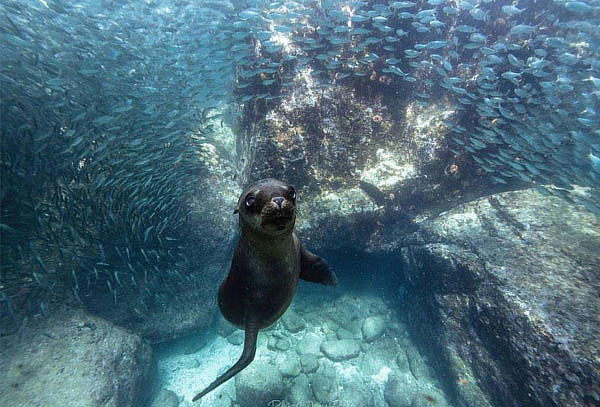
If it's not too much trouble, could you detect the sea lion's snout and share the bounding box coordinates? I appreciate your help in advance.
[263,196,294,216]
[272,196,284,208]
[238,179,297,236]
[261,196,295,232]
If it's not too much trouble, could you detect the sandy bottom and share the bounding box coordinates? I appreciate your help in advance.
[156,335,240,405]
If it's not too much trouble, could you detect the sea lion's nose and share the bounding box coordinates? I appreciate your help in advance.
[272,197,284,208]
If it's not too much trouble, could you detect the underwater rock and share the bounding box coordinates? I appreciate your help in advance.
[358,336,399,377]
[336,327,356,340]
[129,296,216,344]
[300,354,320,374]
[267,332,292,352]
[336,381,375,406]
[401,188,600,407]
[317,294,364,333]
[0,308,152,407]
[216,315,237,338]
[150,388,179,407]
[288,374,312,405]
[159,289,456,407]
[323,319,341,336]
[275,338,291,352]
[183,332,212,356]
[267,335,278,351]
[235,356,286,407]
[384,372,420,407]
[404,344,436,382]
[336,382,377,407]
[362,316,385,342]
[412,386,452,407]
[226,331,243,346]
[276,354,301,378]
[396,349,410,372]
[320,339,361,361]
[238,73,501,254]
[358,349,388,377]
[296,332,322,356]
[310,367,338,404]
[281,309,306,333]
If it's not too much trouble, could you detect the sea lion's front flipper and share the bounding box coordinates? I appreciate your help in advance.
[299,244,338,286]
[192,321,258,402]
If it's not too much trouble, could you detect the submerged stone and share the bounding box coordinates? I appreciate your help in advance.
[275,338,291,351]
[296,333,322,355]
[384,373,419,407]
[300,354,320,373]
[227,331,243,346]
[281,310,307,333]
[320,339,361,361]
[150,389,179,407]
[0,309,152,407]
[311,369,337,403]
[277,356,301,378]
[362,316,385,342]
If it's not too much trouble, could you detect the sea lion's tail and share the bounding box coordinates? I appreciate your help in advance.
[192,326,258,402]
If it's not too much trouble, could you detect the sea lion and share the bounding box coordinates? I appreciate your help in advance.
[192,178,337,401]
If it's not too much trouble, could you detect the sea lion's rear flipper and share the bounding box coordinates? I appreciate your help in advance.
[299,245,338,286]
[192,322,258,402]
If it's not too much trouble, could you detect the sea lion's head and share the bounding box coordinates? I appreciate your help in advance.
[234,178,296,236]
[235,178,297,237]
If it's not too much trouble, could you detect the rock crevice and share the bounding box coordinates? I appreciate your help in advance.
[398,189,600,407]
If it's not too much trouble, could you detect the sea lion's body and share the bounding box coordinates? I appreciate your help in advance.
[219,232,301,330]
[193,179,337,402]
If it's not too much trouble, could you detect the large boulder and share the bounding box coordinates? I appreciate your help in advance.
[399,188,600,407]
[0,308,152,407]
[236,72,511,254]
[81,136,240,344]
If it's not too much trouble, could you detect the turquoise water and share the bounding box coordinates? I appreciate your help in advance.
[1,1,599,406]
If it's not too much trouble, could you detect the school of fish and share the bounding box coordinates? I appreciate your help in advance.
[0,0,231,322]
[1,0,599,322]
[224,0,600,212]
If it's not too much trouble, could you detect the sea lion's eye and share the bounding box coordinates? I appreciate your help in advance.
[245,195,255,207]
[289,188,296,199]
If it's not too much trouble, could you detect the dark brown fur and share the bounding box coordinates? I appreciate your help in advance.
[192,179,337,401]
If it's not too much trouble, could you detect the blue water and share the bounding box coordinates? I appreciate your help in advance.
[1,0,599,406]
